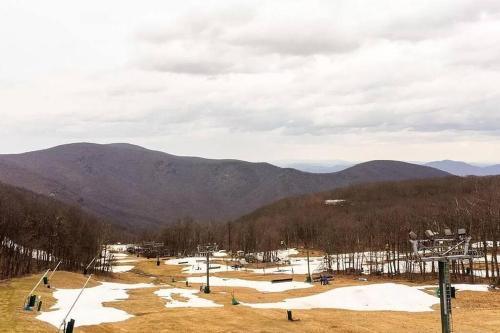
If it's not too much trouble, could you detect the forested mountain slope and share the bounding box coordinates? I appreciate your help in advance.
[0,181,113,279]
[0,143,449,228]
[227,176,499,259]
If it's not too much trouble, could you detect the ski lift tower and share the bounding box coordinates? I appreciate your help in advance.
[197,243,218,293]
[408,227,483,333]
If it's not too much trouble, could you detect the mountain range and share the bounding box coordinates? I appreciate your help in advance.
[276,161,353,173]
[284,160,500,176]
[424,160,500,176]
[0,143,449,228]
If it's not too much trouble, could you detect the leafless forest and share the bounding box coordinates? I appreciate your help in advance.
[0,183,113,279]
[2,176,499,283]
[159,176,500,283]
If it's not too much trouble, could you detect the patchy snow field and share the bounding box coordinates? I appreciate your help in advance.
[165,251,496,280]
[242,283,440,312]
[213,250,228,257]
[106,244,132,252]
[112,253,129,258]
[254,248,299,261]
[250,257,325,275]
[187,276,313,293]
[155,288,222,308]
[37,282,152,327]
[165,254,326,275]
[166,257,237,274]
[112,265,135,273]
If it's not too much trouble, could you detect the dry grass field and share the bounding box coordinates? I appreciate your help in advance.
[1,256,499,333]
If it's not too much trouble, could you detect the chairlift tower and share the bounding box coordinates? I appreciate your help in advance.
[408,227,483,333]
[197,243,218,293]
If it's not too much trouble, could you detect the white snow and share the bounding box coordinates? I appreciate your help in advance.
[106,244,132,252]
[472,241,500,248]
[241,283,439,312]
[2,237,54,261]
[112,265,134,273]
[213,250,228,258]
[167,254,346,276]
[254,248,300,261]
[112,253,129,258]
[166,248,498,278]
[187,276,313,293]
[37,282,152,327]
[155,288,222,308]
[166,257,236,274]
[250,257,325,275]
[166,254,321,275]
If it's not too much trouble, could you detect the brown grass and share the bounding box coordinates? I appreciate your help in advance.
[1,255,499,333]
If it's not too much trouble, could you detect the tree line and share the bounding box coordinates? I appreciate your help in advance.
[157,176,500,283]
[0,182,114,279]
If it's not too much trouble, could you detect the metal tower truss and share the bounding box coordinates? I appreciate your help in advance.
[408,227,483,333]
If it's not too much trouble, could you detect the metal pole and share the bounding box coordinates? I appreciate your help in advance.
[306,248,312,283]
[438,260,451,333]
[85,255,97,273]
[48,261,62,280]
[205,248,210,293]
[83,253,99,275]
[24,269,50,307]
[57,274,93,332]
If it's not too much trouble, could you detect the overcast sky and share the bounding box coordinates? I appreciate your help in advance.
[1,0,499,163]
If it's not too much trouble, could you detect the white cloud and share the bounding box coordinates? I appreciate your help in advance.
[0,0,499,162]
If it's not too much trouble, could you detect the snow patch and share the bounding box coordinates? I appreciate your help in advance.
[254,248,299,261]
[36,282,153,327]
[250,257,325,275]
[213,250,228,258]
[242,283,439,312]
[187,276,313,293]
[112,253,129,258]
[112,265,134,273]
[166,257,236,274]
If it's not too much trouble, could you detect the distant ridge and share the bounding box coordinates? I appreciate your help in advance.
[0,143,449,228]
[279,162,353,173]
[425,160,500,176]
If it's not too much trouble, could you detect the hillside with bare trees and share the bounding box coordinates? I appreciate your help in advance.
[0,143,449,228]
[0,181,115,279]
[159,176,500,281]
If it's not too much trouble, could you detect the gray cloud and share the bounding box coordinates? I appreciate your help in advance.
[1,0,500,162]
[144,59,234,75]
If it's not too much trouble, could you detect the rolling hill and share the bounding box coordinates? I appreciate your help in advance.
[425,160,500,176]
[0,143,449,228]
[228,175,497,254]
